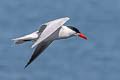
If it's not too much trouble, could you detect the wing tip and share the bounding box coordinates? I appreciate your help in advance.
[24,60,32,69]
[24,65,28,69]
[24,63,29,69]
[65,17,70,19]
[63,17,70,21]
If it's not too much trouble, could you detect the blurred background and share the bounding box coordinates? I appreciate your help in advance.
[0,0,120,80]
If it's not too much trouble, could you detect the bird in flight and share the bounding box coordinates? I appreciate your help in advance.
[12,17,87,68]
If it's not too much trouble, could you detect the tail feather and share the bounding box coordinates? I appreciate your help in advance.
[12,39,25,45]
[12,38,32,45]
[12,31,39,45]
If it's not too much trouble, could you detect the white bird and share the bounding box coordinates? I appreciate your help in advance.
[12,17,87,68]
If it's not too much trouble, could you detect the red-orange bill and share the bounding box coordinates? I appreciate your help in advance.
[77,33,88,40]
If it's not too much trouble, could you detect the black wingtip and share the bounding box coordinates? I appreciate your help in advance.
[24,62,31,69]
[24,64,28,69]
[24,65,28,69]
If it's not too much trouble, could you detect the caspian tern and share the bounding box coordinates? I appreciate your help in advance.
[12,17,87,68]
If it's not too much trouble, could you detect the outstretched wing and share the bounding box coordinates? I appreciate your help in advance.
[24,41,53,68]
[32,17,70,48]
[39,25,47,34]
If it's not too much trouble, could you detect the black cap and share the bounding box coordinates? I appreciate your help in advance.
[68,26,80,33]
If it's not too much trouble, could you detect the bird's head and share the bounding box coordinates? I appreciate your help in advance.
[68,26,87,40]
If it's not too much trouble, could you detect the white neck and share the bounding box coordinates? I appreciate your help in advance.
[57,26,76,39]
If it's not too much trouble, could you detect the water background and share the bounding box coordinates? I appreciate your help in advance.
[0,0,120,80]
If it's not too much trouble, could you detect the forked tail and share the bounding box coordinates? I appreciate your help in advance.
[12,31,39,45]
[12,38,31,45]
